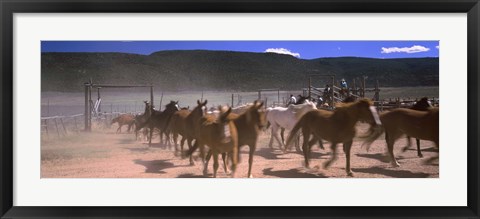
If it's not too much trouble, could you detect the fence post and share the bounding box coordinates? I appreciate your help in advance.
[308,77,312,97]
[43,119,49,137]
[231,93,234,107]
[84,83,90,131]
[150,86,154,109]
[60,118,68,135]
[159,92,164,111]
[54,118,60,137]
[73,116,79,133]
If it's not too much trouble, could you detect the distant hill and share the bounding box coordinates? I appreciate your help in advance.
[41,50,438,92]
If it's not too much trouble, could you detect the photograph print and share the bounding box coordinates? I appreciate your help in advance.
[41,41,439,178]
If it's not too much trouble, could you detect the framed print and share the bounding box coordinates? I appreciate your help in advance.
[1,0,479,218]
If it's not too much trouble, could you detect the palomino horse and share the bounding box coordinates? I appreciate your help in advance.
[187,106,238,178]
[266,100,318,151]
[136,101,179,147]
[285,99,383,176]
[134,101,152,140]
[380,107,439,167]
[111,114,136,133]
[402,97,434,157]
[204,101,267,178]
[169,100,207,165]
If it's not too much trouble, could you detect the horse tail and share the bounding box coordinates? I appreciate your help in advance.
[285,114,306,152]
[360,123,384,152]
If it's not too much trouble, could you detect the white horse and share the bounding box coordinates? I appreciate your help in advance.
[266,100,318,151]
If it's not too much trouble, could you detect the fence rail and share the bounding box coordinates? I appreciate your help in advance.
[41,111,142,138]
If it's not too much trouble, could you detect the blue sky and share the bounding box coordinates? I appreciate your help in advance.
[41,41,439,59]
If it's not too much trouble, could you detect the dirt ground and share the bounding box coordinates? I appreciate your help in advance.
[41,124,439,178]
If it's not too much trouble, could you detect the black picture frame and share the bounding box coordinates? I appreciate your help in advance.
[1,0,479,218]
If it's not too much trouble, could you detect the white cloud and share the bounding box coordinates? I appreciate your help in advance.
[264,48,300,58]
[381,45,430,54]
[436,45,440,49]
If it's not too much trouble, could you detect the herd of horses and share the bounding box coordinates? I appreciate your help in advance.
[110,97,439,178]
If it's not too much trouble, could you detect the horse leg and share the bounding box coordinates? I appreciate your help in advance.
[204,149,212,176]
[268,125,278,149]
[247,145,255,178]
[173,133,179,155]
[280,128,285,145]
[416,138,423,158]
[324,142,338,169]
[116,124,121,133]
[402,136,412,153]
[148,126,153,147]
[186,138,194,165]
[301,128,311,168]
[212,152,219,178]
[387,136,400,167]
[221,152,230,174]
[295,134,301,152]
[343,140,354,177]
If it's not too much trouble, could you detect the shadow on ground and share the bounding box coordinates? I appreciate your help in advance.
[133,159,176,174]
[177,173,207,178]
[255,148,289,160]
[352,166,430,178]
[263,167,327,178]
[356,153,398,163]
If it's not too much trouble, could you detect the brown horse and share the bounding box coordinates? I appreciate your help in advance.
[285,99,383,176]
[169,100,207,165]
[111,114,136,133]
[380,107,439,167]
[204,101,267,178]
[402,97,434,157]
[188,106,238,178]
[134,101,152,140]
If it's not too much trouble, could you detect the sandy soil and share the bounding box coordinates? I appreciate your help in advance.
[41,124,439,178]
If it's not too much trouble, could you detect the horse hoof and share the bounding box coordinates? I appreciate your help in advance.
[189,161,195,166]
[347,171,354,177]
[392,162,400,167]
[248,174,253,178]
[418,154,424,158]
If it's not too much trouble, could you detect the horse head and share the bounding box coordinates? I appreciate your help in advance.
[192,99,208,118]
[247,100,267,129]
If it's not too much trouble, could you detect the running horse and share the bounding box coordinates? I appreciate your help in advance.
[134,101,152,140]
[111,114,136,133]
[170,100,208,165]
[136,101,179,147]
[379,107,439,167]
[186,106,239,178]
[266,100,319,151]
[204,101,267,178]
[285,99,383,177]
[402,97,434,157]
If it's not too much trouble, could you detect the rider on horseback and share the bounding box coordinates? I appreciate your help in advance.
[288,94,297,106]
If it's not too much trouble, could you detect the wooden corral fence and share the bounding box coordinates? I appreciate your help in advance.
[304,74,380,106]
[375,97,439,111]
[84,79,154,132]
[258,88,282,108]
[41,111,143,138]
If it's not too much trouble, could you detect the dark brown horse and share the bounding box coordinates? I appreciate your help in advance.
[402,97,434,157]
[170,100,207,165]
[187,106,238,178]
[136,101,179,147]
[111,114,136,133]
[134,101,152,140]
[285,99,383,176]
[380,107,439,167]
